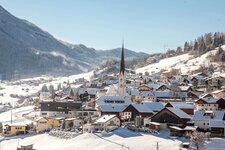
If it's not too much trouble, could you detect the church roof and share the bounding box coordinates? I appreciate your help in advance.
[120,42,125,74]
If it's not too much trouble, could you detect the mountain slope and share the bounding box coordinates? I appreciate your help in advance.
[136,45,225,75]
[0,6,148,79]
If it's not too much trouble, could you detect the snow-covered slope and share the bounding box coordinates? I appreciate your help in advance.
[136,46,225,75]
[0,71,94,104]
[0,128,183,150]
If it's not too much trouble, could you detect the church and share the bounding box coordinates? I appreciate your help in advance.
[106,43,127,96]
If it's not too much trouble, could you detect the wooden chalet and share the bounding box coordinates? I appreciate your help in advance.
[151,107,191,126]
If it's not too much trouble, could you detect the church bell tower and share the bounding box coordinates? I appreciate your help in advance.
[118,42,126,96]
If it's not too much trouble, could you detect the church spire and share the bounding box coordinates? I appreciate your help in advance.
[120,42,125,74]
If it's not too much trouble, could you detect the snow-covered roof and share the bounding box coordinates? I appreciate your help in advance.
[99,105,127,112]
[95,115,117,123]
[141,91,154,97]
[35,117,47,122]
[148,83,160,90]
[79,88,99,95]
[152,91,187,98]
[196,98,219,104]
[166,107,191,119]
[210,120,225,128]
[131,89,140,96]
[97,96,132,106]
[179,86,191,91]
[132,104,153,113]
[132,102,164,113]
[167,102,194,109]
[192,111,225,121]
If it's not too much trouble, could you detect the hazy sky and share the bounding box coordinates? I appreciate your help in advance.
[1,0,225,53]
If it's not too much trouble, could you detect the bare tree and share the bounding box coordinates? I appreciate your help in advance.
[190,131,207,150]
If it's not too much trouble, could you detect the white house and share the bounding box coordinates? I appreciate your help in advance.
[35,117,48,133]
[194,98,219,111]
[93,115,120,132]
[192,111,225,131]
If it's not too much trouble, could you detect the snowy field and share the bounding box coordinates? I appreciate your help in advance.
[0,128,185,150]
[0,106,34,126]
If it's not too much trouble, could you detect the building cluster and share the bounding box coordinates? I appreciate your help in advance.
[4,44,225,138]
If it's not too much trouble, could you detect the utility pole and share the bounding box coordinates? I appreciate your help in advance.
[155,141,160,150]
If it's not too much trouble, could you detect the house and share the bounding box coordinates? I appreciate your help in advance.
[64,118,82,129]
[168,126,196,137]
[165,102,195,115]
[47,117,62,129]
[179,86,193,92]
[156,84,171,91]
[151,107,191,126]
[130,90,156,103]
[119,102,164,123]
[206,76,225,91]
[93,115,120,131]
[120,104,138,121]
[191,75,206,87]
[5,124,28,135]
[138,84,152,91]
[186,91,199,101]
[96,96,132,116]
[192,111,225,135]
[40,101,82,117]
[35,117,48,133]
[194,98,220,111]
[152,91,187,102]
[212,89,225,99]
[39,92,52,102]
[98,104,128,117]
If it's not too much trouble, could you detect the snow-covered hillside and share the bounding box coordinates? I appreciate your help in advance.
[136,46,225,75]
[0,71,94,104]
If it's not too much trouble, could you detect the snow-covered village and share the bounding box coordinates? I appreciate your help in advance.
[1,1,225,150]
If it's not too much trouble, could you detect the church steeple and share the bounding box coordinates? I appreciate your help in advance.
[120,42,125,74]
[118,42,126,97]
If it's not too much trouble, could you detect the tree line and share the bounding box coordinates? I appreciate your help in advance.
[182,32,225,56]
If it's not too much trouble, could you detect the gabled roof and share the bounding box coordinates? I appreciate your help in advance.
[95,115,117,123]
[132,102,164,113]
[195,98,219,104]
[166,102,194,109]
[179,86,191,91]
[157,84,170,90]
[166,107,191,119]
[35,117,47,122]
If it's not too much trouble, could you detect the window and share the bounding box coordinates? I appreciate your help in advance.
[42,113,47,115]
[203,123,205,125]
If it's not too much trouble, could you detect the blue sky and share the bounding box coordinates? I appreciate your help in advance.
[0,0,225,53]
